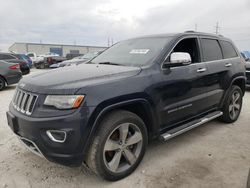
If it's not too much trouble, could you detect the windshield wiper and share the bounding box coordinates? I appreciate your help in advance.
[98,62,123,66]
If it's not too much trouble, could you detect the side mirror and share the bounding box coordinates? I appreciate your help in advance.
[170,52,192,65]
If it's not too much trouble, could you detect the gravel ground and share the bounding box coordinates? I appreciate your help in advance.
[0,69,250,188]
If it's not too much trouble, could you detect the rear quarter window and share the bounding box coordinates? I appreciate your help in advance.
[201,38,223,62]
[0,54,16,60]
[220,40,238,59]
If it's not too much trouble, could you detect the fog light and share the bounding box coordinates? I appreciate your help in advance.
[46,130,67,143]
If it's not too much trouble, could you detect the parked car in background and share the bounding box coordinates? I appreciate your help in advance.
[241,51,250,61]
[6,32,246,180]
[32,53,67,69]
[0,52,30,75]
[0,60,22,91]
[240,51,250,87]
[246,61,250,87]
[50,51,103,68]
[26,52,42,64]
[66,53,84,60]
[12,54,33,68]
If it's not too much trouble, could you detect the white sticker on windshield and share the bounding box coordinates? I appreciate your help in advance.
[130,49,150,54]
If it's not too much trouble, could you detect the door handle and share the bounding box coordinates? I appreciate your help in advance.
[225,63,232,67]
[197,68,207,73]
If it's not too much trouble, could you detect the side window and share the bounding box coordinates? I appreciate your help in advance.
[220,41,238,59]
[0,54,16,60]
[27,54,34,58]
[201,39,222,62]
[168,38,200,63]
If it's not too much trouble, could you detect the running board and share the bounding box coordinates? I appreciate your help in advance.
[160,111,223,141]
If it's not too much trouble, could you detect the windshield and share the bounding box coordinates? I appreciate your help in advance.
[91,37,172,66]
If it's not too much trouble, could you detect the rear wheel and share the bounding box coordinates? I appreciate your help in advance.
[0,77,6,91]
[220,85,243,123]
[40,63,45,69]
[86,110,148,181]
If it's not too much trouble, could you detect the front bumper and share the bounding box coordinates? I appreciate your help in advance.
[7,104,95,166]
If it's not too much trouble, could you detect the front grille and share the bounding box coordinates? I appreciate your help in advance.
[12,89,37,115]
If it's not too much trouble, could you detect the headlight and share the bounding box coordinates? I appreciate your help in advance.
[44,95,85,109]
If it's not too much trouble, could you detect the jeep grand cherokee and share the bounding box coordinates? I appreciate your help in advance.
[6,32,246,181]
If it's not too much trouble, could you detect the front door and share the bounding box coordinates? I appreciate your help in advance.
[157,37,210,130]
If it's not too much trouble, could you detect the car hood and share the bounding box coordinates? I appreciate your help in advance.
[18,64,141,94]
[62,58,88,64]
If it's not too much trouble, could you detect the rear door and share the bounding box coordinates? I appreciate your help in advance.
[198,37,238,109]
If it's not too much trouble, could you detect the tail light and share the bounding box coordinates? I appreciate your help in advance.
[9,64,20,70]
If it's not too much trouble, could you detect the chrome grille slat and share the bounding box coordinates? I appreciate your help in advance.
[17,92,24,111]
[20,94,28,113]
[12,89,38,115]
[25,95,33,115]
[14,90,21,108]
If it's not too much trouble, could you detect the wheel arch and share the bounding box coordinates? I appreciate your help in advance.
[220,76,246,108]
[0,74,7,85]
[231,77,246,95]
[83,98,158,157]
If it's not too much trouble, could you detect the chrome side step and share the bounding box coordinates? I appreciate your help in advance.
[160,111,223,141]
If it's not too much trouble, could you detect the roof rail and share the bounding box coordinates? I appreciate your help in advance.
[185,30,196,33]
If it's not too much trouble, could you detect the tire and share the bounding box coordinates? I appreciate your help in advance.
[0,77,6,91]
[220,85,243,123]
[40,63,45,69]
[86,110,148,181]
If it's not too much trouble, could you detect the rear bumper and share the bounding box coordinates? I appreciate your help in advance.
[7,105,95,166]
[5,72,22,85]
[21,67,30,75]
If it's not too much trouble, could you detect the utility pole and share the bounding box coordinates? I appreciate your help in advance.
[195,23,198,31]
[215,22,220,35]
[108,37,110,47]
[111,37,114,45]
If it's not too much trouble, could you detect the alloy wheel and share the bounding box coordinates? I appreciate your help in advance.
[229,90,241,120]
[103,123,143,173]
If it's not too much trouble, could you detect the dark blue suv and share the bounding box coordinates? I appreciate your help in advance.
[6,32,246,181]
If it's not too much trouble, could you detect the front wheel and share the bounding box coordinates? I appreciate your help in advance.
[220,85,243,123]
[86,110,148,181]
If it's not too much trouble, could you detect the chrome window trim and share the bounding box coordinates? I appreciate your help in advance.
[161,35,241,70]
[161,36,199,70]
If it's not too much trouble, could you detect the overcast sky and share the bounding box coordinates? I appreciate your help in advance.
[0,0,250,51]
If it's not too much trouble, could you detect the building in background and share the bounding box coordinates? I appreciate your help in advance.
[9,42,107,57]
